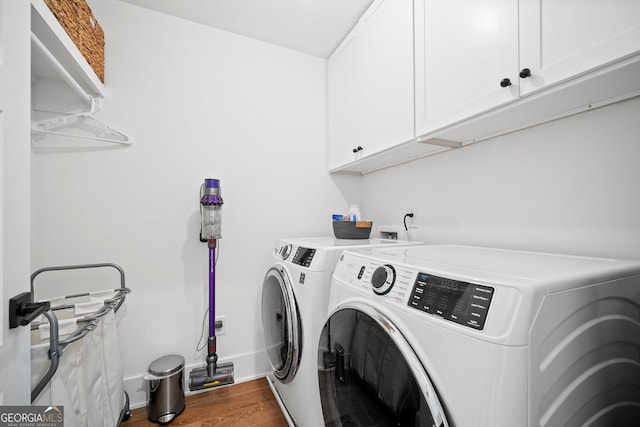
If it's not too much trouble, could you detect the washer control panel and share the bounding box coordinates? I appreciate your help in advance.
[336,253,495,331]
[408,273,494,330]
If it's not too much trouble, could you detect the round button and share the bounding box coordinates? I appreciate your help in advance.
[371,264,396,295]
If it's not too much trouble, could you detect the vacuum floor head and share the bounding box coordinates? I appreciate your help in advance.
[189,362,235,391]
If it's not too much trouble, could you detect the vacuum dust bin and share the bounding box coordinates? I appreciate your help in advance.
[146,354,186,424]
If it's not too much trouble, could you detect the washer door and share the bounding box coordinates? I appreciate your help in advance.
[261,266,302,383]
[317,304,449,427]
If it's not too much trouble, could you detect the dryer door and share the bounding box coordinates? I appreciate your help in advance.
[261,266,302,383]
[317,304,449,427]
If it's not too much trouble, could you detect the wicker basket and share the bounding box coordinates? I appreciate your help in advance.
[44,0,105,82]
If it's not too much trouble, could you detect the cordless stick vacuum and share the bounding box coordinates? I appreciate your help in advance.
[189,179,235,391]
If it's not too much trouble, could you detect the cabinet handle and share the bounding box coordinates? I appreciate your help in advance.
[500,78,511,88]
[519,68,531,79]
[352,146,363,153]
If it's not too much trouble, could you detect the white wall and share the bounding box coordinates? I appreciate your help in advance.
[32,1,360,408]
[362,97,640,261]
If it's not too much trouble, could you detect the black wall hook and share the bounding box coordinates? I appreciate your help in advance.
[9,292,50,329]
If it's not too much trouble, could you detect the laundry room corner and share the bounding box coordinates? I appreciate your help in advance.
[30,0,357,410]
[15,0,640,423]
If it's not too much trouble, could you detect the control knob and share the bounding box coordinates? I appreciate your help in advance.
[371,264,396,295]
[279,244,292,260]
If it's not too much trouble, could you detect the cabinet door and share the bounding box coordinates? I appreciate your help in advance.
[415,0,519,137]
[328,29,362,170]
[328,0,414,171]
[519,0,640,95]
[358,0,414,155]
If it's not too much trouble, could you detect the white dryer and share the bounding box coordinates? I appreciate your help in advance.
[318,244,640,427]
[261,237,421,427]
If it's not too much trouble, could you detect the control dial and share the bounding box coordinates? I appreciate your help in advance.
[371,264,396,295]
[279,244,292,260]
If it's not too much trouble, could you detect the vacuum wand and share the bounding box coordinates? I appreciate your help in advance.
[189,179,234,391]
[206,241,217,378]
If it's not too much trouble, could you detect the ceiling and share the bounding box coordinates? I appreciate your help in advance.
[118,0,374,58]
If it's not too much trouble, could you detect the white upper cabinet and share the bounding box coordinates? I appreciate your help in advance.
[519,0,640,95]
[328,0,414,171]
[357,0,414,157]
[415,0,520,135]
[328,30,363,170]
[415,0,640,138]
[329,0,640,173]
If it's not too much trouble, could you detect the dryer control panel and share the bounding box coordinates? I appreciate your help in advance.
[275,242,317,267]
[408,273,494,330]
[292,247,316,267]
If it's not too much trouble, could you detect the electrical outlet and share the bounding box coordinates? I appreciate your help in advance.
[215,315,226,335]
[406,208,418,229]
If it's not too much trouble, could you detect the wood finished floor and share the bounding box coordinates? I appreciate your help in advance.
[122,377,288,426]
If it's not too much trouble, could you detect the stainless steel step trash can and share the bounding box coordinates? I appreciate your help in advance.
[146,354,186,424]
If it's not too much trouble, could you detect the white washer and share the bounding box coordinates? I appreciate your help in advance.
[261,237,421,427]
[318,244,640,427]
